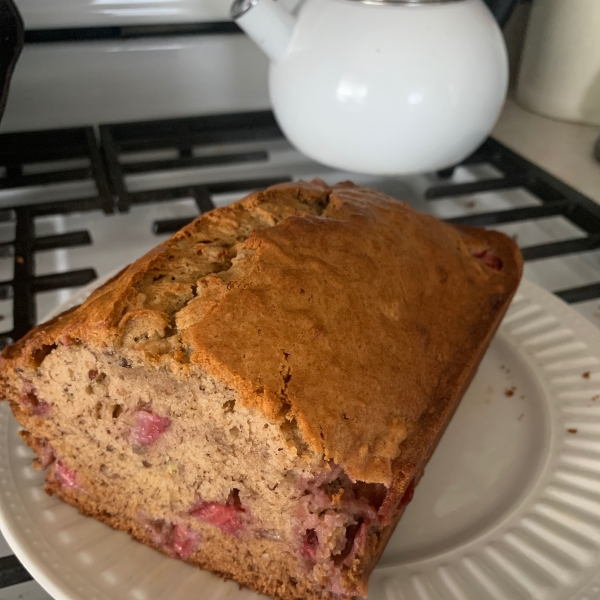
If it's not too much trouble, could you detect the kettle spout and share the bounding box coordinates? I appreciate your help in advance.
[231,0,295,63]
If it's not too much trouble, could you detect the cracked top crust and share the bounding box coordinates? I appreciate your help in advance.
[1,180,522,485]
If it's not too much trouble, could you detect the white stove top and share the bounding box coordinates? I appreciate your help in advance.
[1,139,600,599]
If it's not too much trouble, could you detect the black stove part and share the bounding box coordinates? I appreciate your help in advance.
[25,21,241,44]
[425,174,526,199]
[0,127,113,214]
[520,234,600,262]
[485,0,521,27]
[34,230,92,252]
[0,126,111,349]
[0,555,32,587]
[33,269,97,294]
[428,137,600,302]
[121,150,268,174]
[9,206,34,348]
[556,282,600,304]
[153,217,199,236]
[446,200,572,227]
[0,206,97,349]
[26,196,113,217]
[0,0,23,123]
[100,111,288,213]
[152,184,214,235]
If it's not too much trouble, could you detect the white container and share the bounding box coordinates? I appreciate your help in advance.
[516,0,600,125]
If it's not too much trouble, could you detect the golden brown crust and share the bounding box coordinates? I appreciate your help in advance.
[0,181,523,486]
[378,223,523,513]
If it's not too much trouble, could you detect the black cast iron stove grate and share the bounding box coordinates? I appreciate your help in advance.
[0,126,112,350]
[1,110,600,592]
[99,111,292,219]
[430,137,600,303]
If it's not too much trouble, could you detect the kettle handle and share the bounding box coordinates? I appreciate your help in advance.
[0,0,24,123]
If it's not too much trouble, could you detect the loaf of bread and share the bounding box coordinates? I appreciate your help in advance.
[0,181,522,599]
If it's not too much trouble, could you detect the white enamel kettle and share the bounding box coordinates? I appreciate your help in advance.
[231,0,509,175]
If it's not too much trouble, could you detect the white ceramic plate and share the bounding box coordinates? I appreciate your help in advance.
[2,276,600,600]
